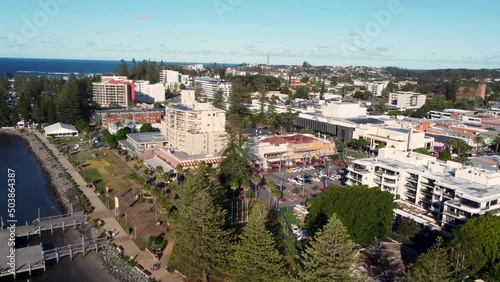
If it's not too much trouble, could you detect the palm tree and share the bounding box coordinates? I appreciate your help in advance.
[494,136,500,152]
[266,180,276,208]
[251,173,262,194]
[474,135,484,153]
[155,165,164,176]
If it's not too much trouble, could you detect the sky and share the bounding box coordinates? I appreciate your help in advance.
[1,0,499,69]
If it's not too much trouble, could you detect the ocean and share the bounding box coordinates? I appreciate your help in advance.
[0,57,237,78]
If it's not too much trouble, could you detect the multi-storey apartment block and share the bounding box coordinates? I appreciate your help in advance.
[193,77,232,100]
[92,80,135,108]
[388,91,427,110]
[96,108,164,128]
[160,90,227,155]
[346,148,500,233]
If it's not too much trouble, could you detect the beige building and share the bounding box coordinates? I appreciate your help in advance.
[161,90,227,155]
[92,80,135,108]
[254,134,336,169]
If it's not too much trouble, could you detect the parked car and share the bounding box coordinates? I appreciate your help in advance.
[311,177,321,182]
[291,224,300,234]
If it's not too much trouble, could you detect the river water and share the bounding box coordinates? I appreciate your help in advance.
[0,134,117,282]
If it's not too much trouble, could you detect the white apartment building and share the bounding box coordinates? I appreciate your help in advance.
[193,77,232,101]
[366,81,388,97]
[321,102,367,118]
[346,148,500,233]
[92,80,135,108]
[352,126,434,151]
[134,80,166,103]
[161,90,227,155]
[388,91,427,110]
[159,70,189,90]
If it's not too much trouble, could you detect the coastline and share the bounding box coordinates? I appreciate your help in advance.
[0,128,77,213]
[0,128,149,282]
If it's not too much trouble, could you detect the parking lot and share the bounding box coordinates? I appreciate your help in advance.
[257,164,344,207]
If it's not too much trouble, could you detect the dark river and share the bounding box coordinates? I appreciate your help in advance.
[0,134,117,282]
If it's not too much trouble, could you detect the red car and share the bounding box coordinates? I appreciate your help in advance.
[320,187,328,192]
[251,168,261,174]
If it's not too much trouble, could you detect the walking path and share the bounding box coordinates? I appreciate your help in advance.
[33,131,181,281]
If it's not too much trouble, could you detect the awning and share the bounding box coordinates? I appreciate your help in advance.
[296,161,303,165]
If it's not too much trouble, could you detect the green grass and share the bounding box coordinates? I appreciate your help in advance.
[72,149,140,194]
[282,209,299,225]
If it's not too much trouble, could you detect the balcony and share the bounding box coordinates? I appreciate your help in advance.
[421,188,433,195]
[405,191,417,198]
[347,173,362,181]
[384,173,398,180]
[446,200,481,214]
[444,209,468,220]
[405,183,417,190]
[352,166,369,174]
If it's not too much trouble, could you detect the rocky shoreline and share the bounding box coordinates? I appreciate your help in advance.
[0,129,150,282]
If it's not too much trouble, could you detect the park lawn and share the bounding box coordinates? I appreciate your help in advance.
[72,148,137,194]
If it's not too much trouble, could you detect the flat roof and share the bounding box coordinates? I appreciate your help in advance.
[128,132,168,143]
[169,104,192,111]
[347,117,384,124]
[96,108,163,113]
[354,157,500,199]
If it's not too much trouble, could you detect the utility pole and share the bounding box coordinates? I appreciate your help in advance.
[279,154,284,198]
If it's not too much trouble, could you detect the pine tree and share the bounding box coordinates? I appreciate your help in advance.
[406,237,453,282]
[169,190,231,282]
[212,89,226,110]
[231,207,285,282]
[298,214,363,282]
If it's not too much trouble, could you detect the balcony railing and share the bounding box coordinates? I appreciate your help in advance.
[405,183,417,190]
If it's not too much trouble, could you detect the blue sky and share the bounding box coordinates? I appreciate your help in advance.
[1,0,499,69]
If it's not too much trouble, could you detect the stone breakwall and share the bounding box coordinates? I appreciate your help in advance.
[79,225,150,282]
[0,129,78,213]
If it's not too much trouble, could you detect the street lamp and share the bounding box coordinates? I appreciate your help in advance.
[302,152,310,197]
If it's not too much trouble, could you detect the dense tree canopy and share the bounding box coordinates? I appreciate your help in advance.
[306,185,396,245]
[231,207,286,282]
[169,165,231,281]
[459,214,500,280]
[406,237,453,282]
[299,214,364,282]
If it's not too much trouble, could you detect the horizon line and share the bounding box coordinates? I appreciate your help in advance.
[1,57,499,71]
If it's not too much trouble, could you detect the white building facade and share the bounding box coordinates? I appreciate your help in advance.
[193,77,232,101]
[346,148,500,233]
[134,80,166,103]
[161,90,227,155]
[352,126,434,151]
[388,91,427,110]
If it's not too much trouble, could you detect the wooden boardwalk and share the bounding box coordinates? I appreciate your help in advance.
[0,239,109,278]
[0,212,89,278]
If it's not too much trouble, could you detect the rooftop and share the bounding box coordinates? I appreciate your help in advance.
[260,134,317,145]
[96,108,164,114]
[127,132,168,143]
